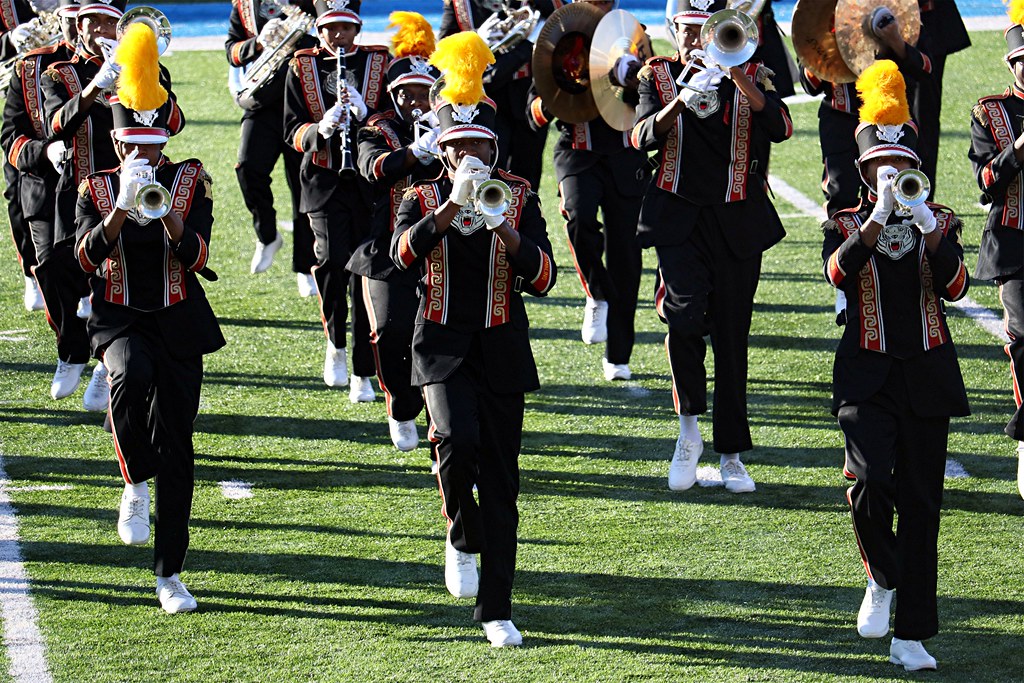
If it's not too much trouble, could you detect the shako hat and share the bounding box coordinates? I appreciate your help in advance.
[854,59,920,186]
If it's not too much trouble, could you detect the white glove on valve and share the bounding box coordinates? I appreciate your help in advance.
[410,127,439,163]
[115,150,150,212]
[256,18,283,49]
[868,165,898,225]
[910,202,937,234]
[449,155,489,207]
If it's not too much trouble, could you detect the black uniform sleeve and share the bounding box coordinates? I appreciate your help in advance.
[630,66,670,152]
[226,6,262,67]
[438,2,461,39]
[822,219,874,292]
[43,65,90,141]
[969,103,1022,198]
[283,58,325,153]
[524,84,552,132]
[891,41,933,83]
[925,212,969,302]
[75,180,114,273]
[1,57,49,174]
[799,66,826,97]
[357,119,413,186]
[483,41,532,90]
[751,68,793,143]
[506,191,555,297]
[392,191,445,271]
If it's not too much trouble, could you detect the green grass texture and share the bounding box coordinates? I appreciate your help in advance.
[0,31,1021,682]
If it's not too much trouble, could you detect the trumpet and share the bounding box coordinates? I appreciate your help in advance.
[891,169,930,212]
[474,179,512,219]
[135,167,171,220]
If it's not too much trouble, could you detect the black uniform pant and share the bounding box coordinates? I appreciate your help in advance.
[559,165,642,365]
[309,191,375,377]
[362,271,424,421]
[838,361,948,641]
[103,316,201,578]
[818,117,863,217]
[1000,276,1024,440]
[5,163,35,277]
[29,219,90,364]
[655,210,762,454]
[422,340,522,623]
[236,108,315,273]
[495,112,547,191]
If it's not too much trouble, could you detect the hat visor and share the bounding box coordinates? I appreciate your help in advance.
[77,6,123,20]
[437,125,497,145]
[114,128,169,144]
[57,7,79,18]
[316,11,361,28]
[388,74,437,91]
[672,12,711,25]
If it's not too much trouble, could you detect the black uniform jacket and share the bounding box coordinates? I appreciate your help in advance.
[390,170,556,392]
[225,0,316,112]
[74,157,225,360]
[968,85,1024,281]
[919,0,970,59]
[0,0,39,63]
[349,110,442,280]
[822,200,970,417]
[631,56,792,257]
[43,50,184,239]
[525,83,649,194]
[1,40,74,221]
[283,44,390,213]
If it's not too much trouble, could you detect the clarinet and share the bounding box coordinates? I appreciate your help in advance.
[335,54,357,178]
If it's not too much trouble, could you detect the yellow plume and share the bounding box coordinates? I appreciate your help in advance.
[114,22,168,112]
[389,11,435,59]
[429,31,494,105]
[1007,0,1024,26]
[856,60,909,126]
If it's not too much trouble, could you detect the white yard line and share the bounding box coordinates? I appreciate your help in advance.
[0,455,53,683]
[0,486,72,493]
[945,460,970,479]
[0,330,30,342]
[219,480,254,500]
[769,175,1011,343]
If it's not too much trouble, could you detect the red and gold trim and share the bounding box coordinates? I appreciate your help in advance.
[917,241,946,350]
[7,135,29,169]
[292,122,314,152]
[0,0,16,30]
[76,235,99,272]
[725,63,758,203]
[825,250,846,287]
[229,41,247,66]
[452,0,474,32]
[396,230,417,269]
[650,60,681,194]
[21,55,44,139]
[832,82,852,114]
[486,236,510,327]
[530,247,554,295]
[571,122,591,151]
[361,50,387,111]
[165,239,185,306]
[236,0,258,37]
[529,97,549,128]
[981,99,1023,229]
[293,54,331,168]
[418,183,447,324]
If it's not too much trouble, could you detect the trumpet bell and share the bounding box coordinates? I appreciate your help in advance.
[475,179,512,218]
[136,182,171,220]
[118,6,172,56]
[700,9,758,68]
[891,169,930,209]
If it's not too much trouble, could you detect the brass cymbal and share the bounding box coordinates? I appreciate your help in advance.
[531,2,603,124]
[792,0,857,84]
[590,9,652,131]
[835,0,921,76]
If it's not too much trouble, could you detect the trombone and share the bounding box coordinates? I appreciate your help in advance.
[673,0,762,92]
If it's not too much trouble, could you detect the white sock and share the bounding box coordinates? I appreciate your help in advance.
[126,482,147,496]
[720,453,739,467]
[678,414,698,440]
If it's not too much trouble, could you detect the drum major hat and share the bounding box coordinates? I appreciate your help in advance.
[386,11,439,90]
[110,21,169,144]
[667,0,728,26]
[1005,0,1024,62]
[429,31,498,145]
[854,60,920,185]
[57,0,79,18]
[77,0,124,21]
[314,0,361,28]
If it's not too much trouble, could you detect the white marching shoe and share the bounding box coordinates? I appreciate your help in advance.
[889,638,937,671]
[250,232,283,274]
[581,297,608,344]
[444,533,478,598]
[388,417,418,452]
[602,358,631,381]
[482,619,523,647]
[349,375,376,403]
[720,458,756,494]
[156,574,198,614]
[82,362,109,412]
[323,341,348,387]
[297,272,316,297]
[857,580,894,638]
[76,296,91,319]
[668,436,702,491]
[117,482,150,546]
[50,359,87,400]
[23,276,43,311]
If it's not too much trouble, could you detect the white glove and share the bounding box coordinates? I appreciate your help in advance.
[868,165,898,225]
[482,211,505,230]
[91,58,120,91]
[8,23,33,52]
[346,84,367,122]
[317,103,344,138]
[409,127,439,164]
[910,202,937,234]
[115,150,150,211]
[256,18,283,49]
[44,140,66,173]
[680,65,725,107]
[449,155,489,206]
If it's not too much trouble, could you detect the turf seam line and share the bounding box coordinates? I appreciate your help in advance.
[0,451,53,683]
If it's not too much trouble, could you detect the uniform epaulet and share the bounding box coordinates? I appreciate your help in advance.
[924,201,953,215]
[367,110,396,126]
[78,179,89,197]
[972,102,989,126]
[821,218,841,235]
[358,45,391,54]
[25,43,60,58]
[979,88,1013,104]
[497,169,531,191]
[292,47,318,58]
[644,54,676,66]
[755,64,776,92]
[402,185,419,201]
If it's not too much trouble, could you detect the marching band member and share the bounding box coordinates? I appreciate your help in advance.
[74,24,224,613]
[41,0,183,402]
[822,60,969,671]
[0,1,102,405]
[225,0,318,294]
[525,0,648,380]
[349,11,441,452]
[283,0,387,398]
[968,0,1024,499]
[391,31,555,647]
[631,0,792,493]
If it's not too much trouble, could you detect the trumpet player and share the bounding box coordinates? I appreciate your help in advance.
[391,32,555,647]
[631,0,792,494]
[822,61,969,672]
[225,0,318,292]
[283,0,387,397]
[74,43,224,614]
[968,0,1024,498]
[349,11,441,454]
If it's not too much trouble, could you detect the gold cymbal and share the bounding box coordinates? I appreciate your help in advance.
[531,2,603,124]
[792,0,857,84]
[590,9,652,131]
[834,0,921,76]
